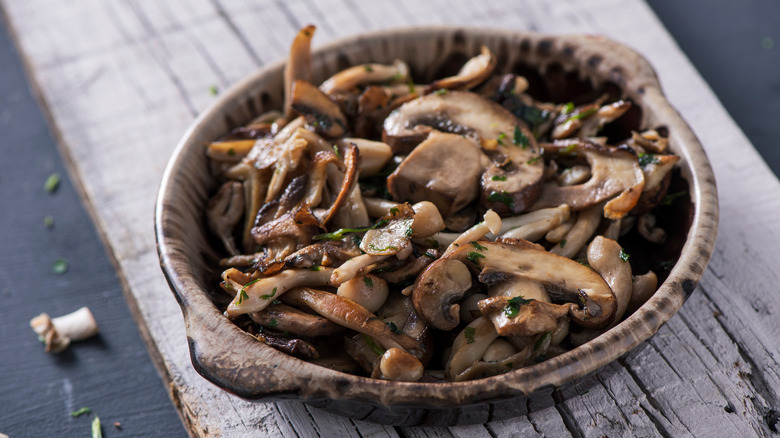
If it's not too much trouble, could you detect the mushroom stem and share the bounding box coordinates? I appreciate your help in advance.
[442,210,501,257]
[30,307,99,353]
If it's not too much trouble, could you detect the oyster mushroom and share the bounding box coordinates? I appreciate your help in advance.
[533,139,645,220]
[628,271,658,314]
[638,212,666,244]
[320,60,410,95]
[425,45,496,93]
[284,287,425,358]
[549,203,603,258]
[206,181,245,255]
[383,91,544,215]
[387,131,490,218]
[633,153,681,214]
[249,303,343,337]
[30,307,99,353]
[283,25,315,119]
[290,80,347,138]
[412,257,474,330]
[436,240,617,328]
[586,236,633,323]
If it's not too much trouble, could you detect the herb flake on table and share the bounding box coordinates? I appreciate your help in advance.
[44,173,60,193]
[52,258,69,275]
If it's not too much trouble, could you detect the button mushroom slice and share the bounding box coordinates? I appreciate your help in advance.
[425,45,496,93]
[411,257,474,330]
[284,287,425,358]
[586,236,633,323]
[248,303,343,337]
[337,138,393,177]
[223,267,334,317]
[290,80,347,138]
[387,131,490,218]
[533,139,645,220]
[498,204,571,242]
[206,181,245,256]
[549,203,603,258]
[283,25,315,119]
[628,270,658,314]
[445,316,499,379]
[320,60,410,95]
[445,240,617,328]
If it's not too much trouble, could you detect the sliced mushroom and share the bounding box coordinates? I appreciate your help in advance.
[387,131,490,218]
[206,181,245,255]
[320,60,409,95]
[577,100,632,138]
[628,271,658,314]
[283,25,315,119]
[383,92,544,215]
[254,330,318,360]
[586,236,633,322]
[412,258,474,330]
[249,303,343,337]
[337,138,392,176]
[445,316,499,379]
[223,267,333,317]
[533,139,645,220]
[477,278,572,337]
[425,46,496,93]
[284,287,425,358]
[633,153,680,214]
[499,204,571,242]
[290,80,347,138]
[283,239,362,269]
[441,240,617,328]
[550,203,603,258]
[638,212,666,244]
[630,129,669,154]
[337,274,389,313]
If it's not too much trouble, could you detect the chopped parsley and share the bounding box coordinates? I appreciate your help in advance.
[44,215,54,228]
[619,248,630,262]
[561,102,575,115]
[309,265,321,271]
[363,64,374,72]
[52,258,69,275]
[503,295,532,318]
[209,85,219,96]
[559,239,567,248]
[470,241,487,251]
[533,332,550,350]
[363,334,386,356]
[487,191,514,208]
[44,173,61,193]
[236,278,260,304]
[526,155,542,164]
[405,226,413,237]
[363,276,374,288]
[491,175,507,181]
[465,251,486,265]
[560,143,578,155]
[434,88,448,96]
[314,217,390,241]
[464,326,476,344]
[386,321,402,334]
[660,190,687,206]
[260,287,278,300]
[496,132,507,145]
[389,207,399,215]
[407,78,416,94]
[71,407,92,417]
[332,144,341,159]
[565,107,597,123]
[268,318,278,328]
[367,243,398,252]
[638,152,659,167]
[513,125,529,148]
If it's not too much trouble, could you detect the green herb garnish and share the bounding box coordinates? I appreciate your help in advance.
[52,258,68,275]
[44,215,54,228]
[496,132,507,145]
[533,332,550,350]
[561,102,575,115]
[407,78,416,94]
[309,265,321,271]
[465,251,486,265]
[559,239,567,248]
[269,318,278,328]
[332,144,341,159]
[386,321,402,334]
[660,190,687,206]
[363,64,374,72]
[513,125,529,148]
[363,276,374,288]
[464,326,476,344]
[638,152,659,167]
[363,334,386,355]
[565,107,597,123]
[503,295,532,318]
[237,278,260,304]
[389,207,399,215]
[92,416,103,438]
[434,88,448,96]
[619,248,630,262]
[44,173,61,193]
[526,155,542,164]
[209,85,219,96]
[260,287,278,300]
[491,175,507,181]
[487,191,515,208]
[470,241,487,251]
[71,407,91,417]
[560,143,577,155]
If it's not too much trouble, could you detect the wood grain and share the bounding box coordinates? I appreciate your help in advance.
[2,0,779,436]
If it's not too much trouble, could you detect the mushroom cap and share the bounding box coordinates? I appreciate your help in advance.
[412,257,474,330]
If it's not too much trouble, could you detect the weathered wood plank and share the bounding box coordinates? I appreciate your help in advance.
[3,0,780,436]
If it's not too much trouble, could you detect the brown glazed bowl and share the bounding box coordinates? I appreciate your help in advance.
[155,27,718,426]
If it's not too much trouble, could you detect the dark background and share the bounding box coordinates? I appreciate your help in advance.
[1,2,778,436]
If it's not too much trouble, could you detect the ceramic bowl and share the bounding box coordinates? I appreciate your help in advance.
[155,26,718,426]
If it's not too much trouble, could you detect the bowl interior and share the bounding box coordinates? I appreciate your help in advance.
[155,27,718,425]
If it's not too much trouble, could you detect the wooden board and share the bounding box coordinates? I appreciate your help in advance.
[3,0,779,436]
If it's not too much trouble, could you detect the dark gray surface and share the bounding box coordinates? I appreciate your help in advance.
[648,0,780,177]
[0,14,187,438]
[0,2,777,437]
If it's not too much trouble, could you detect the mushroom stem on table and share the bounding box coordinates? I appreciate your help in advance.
[30,306,99,353]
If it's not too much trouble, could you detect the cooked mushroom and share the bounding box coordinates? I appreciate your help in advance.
[628,271,658,314]
[445,316,499,379]
[499,204,571,242]
[438,240,617,328]
[586,236,633,323]
[425,46,496,93]
[378,347,424,381]
[337,274,389,313]
[283,25,315,119]
[223,267,334,317]
[638,212,666,244]
[412,257,474,330]
[383,91,544,215]
[630,129,669,153]
[387,131,490,218]
[533,139,645,220]
[30,307,99,353]
[442,209,501,257]
[577,100,632,138]
[550,203,603,258]
[337,138,392,176]
[320,60,410,95]
[633,153,680,214]
[291,80,347,138]
[248,303,343,337]
[206,181,245,255]
[255,329,319,360]
[284,287,425,358]
[476,278,571,337]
